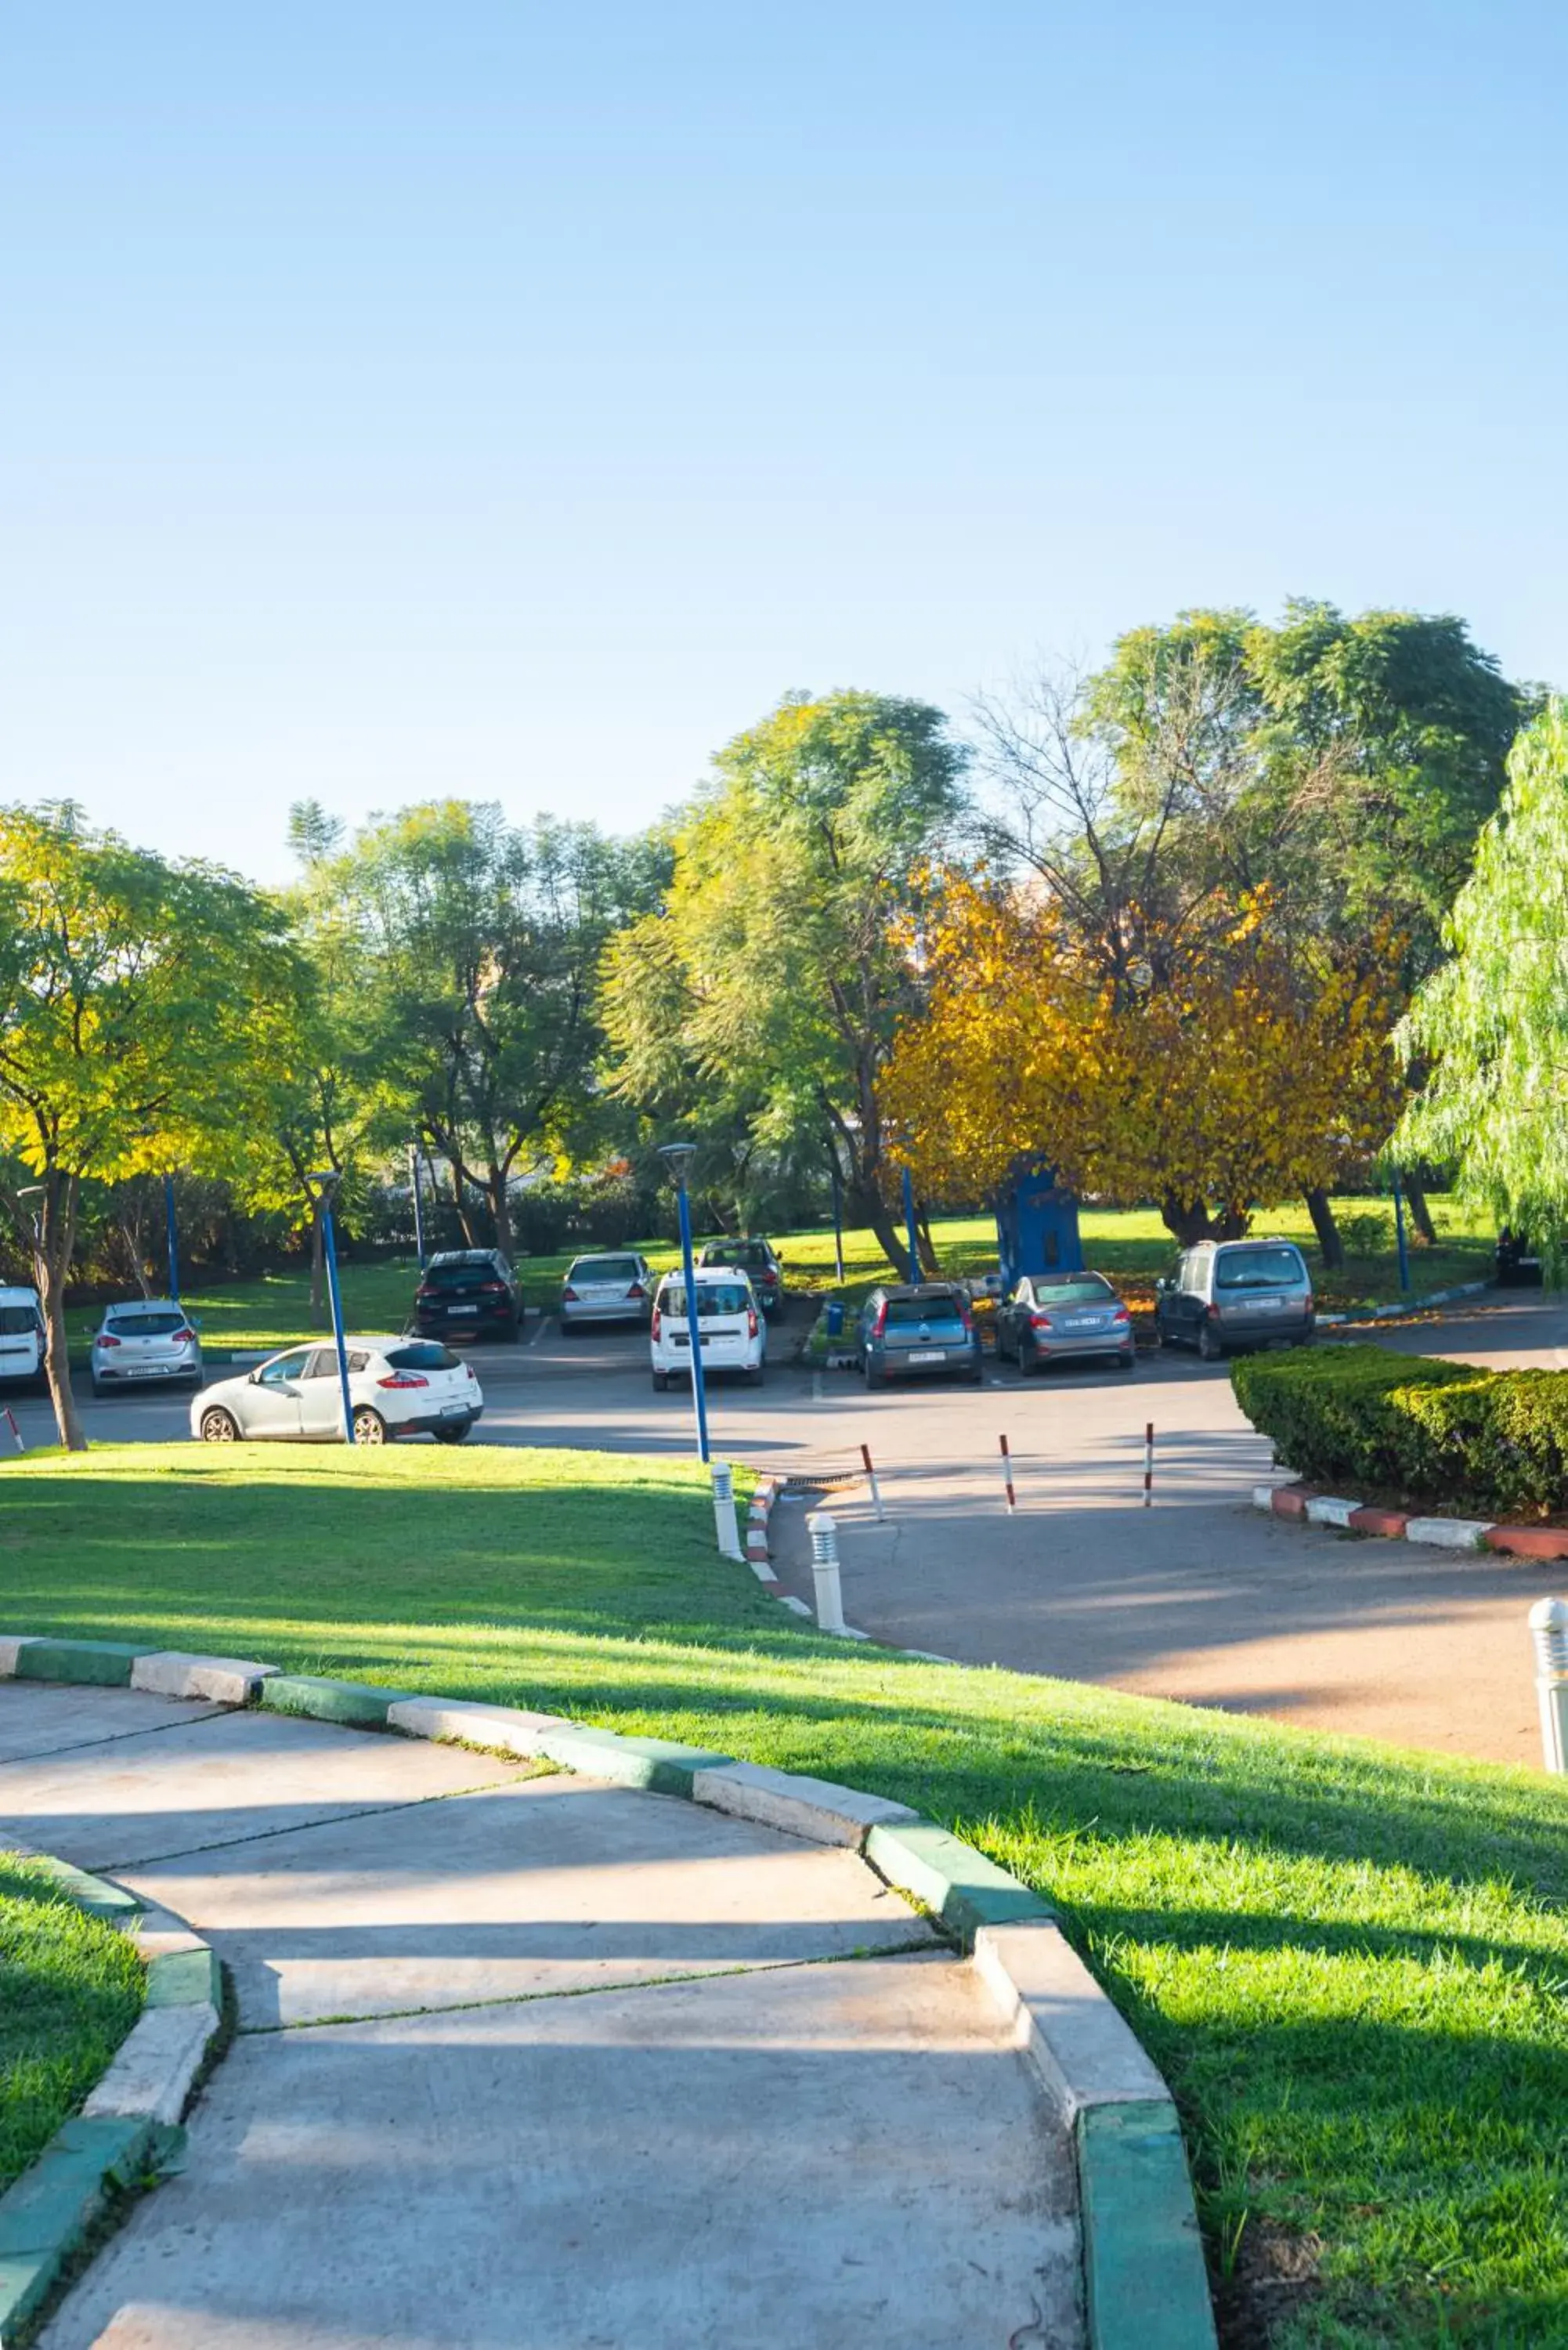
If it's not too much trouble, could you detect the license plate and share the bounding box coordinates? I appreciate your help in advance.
[127,1365,166,1378]
[450,1304,479,1315]
[907,1349,945,1364]
[1063,1317,1102,1331]
[440,1402,466,1417]
[1238,1297,1282,1311]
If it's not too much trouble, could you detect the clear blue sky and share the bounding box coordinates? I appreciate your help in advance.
[3,3,1563,882]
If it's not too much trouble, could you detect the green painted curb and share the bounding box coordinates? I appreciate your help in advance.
[1078,2102,1216,2350]
[258,1674,412,1729]
[0,2115,153,2336]
[10,1640,142,1687]
[537,1724,734,1797]
[863,1820,1055,1945]
[146,1947,222,2009]
[20,1855,143,1925]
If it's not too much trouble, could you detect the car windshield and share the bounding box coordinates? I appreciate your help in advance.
[106,1311,186,1336]
[661,1282,750,1318]
[385,1342,461,1372]
[0,1307,38,1335]
[571,1257,640,1282]
[884,1295,962,1325]
[425,1260,497,1289]
[1031,1277,1112,1305]
[1215,1247,1306,1291]
[703,1242,768,1267]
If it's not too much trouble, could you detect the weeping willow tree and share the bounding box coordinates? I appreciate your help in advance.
[1394,700,1568,1272]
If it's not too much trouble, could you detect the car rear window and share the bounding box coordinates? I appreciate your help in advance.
[385,1343,461,1372]
[703,1242,768,1267]
[425,1261,496,1289]
[1215,1247,1307,1291]
[883,1295,963,1325]
[571,1257,641,1282]
[1033,1277,1113,1304]
[106,1311,186,1336]
[660,1282,750,1318]
[0,1307,38,1336]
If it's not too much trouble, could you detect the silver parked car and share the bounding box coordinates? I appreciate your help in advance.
[1154,1238,1314,1359]
[559,1252,653,1331]
[90,1300,203,1397]
[995,1271,1134,1372]
[193,1336,483,1445]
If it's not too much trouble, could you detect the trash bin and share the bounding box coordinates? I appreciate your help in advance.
[824,1300,845,1340]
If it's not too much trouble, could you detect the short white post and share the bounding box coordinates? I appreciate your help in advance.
[807,1510,847,1634]
[998,1432,1017,1513]
[1143,1421,1154,1509]
[2,1407,23,1454]
[1529,1597,1568,1774]
[860,1442,886,1522]
[710,1461,742,1561]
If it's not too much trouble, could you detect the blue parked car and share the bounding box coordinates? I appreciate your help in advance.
[859,1282,984,1390]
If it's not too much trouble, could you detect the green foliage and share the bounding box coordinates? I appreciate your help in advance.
[1,1853,144,2192]
[1396,701,1568,1266]
[7,1441,1568,2343]
[1233,1341,1568,1519]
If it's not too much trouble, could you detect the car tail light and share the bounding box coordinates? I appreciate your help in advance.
[1206,1302,1222,1321]
[466,1365,476,1381]
[378,1372,429,1390]
[481,1281,505,1295]
[1030,1313,1054,1331]
[870,1301,887,1336]
[746,1307,758,1338]
[651,1307,662,1339]
[562,1285,580,1303]
[1304,1290,1314,1314]
[959,1300,974,1332]
[173,1327,197,1344]
[1111,1306,1130,1325]
[627,1283,645,1300]
[97,1333,121,1348]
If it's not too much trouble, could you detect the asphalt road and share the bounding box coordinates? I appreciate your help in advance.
[12,1290,1568,1768]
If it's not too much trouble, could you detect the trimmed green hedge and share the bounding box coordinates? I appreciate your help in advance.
[1231,1343,1568,1520]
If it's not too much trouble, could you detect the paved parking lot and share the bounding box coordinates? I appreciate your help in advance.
[9,1291,1566,1769]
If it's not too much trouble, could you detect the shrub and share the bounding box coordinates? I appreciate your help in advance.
[1231,1343,1568,1519]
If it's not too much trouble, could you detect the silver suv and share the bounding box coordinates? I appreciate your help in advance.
[1154,1239,1313,1360]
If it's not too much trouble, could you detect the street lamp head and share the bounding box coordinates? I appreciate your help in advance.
[657,1141,697,1188]
[305,1168,341,1195]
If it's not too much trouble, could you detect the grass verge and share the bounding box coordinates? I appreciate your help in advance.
[63,1194,1498,1354]
[0,1855,145,2193]
[2,1443,1564,2344]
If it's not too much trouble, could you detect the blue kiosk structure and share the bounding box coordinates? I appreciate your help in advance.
[995,1161,1082,1289]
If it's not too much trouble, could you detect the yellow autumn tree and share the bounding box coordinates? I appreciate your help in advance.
[883,871,1404,1245]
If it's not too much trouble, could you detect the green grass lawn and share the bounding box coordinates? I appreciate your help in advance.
[69,1192,1498,1356]
[0,1853,146,2193]
[2,1444,1565,2344]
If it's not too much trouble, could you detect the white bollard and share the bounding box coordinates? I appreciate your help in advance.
[710,1462,742,1561]
[806,1510,847,1634]
[1529,1597,1568,1774]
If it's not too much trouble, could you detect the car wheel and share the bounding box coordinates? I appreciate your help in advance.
[199,1407,238,1444]
[1017,1336,1037,1376]
[652,1370,670,1392]
[745,1365,764,1386]
[560,1317,579,1336]
[505,1314,522,1343]
[1118,1349,1136,1372]
[352,1405,388,1445]
[1197,1322,1222,1362]
[89,1377,104,1400]
[963,1362,985,1386]
[432,1422,471,1444]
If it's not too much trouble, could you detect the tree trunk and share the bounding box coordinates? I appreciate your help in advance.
[309,1205,328,1328]
[1160,1195,1216,1249]
[117,1215,154,1299]
[449,1159,476,1247]
[1402,1173,1437,1247]
[37,1172,86,1453]
[488,1169,515,1263]
[849,1180,916,1282]
[916,1211,940,1276]
[1304,1187,1344,1270]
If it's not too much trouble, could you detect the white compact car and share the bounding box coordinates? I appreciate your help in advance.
[192,1336,483,1446]
[90,1299,203,1397]
[0,1286,45,1389]
[649,1269,765,1390]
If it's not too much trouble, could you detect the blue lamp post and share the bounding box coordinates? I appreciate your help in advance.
[659,1141,710,1464]
[307,1170,355,1445]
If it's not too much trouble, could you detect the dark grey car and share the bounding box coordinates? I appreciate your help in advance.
[1154,1239,1313,1360]
[996,1271,1134,1373]
[859,1282,983,1388]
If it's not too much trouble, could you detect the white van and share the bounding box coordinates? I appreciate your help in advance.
[649,1269,765,1390]
[0,1287,45,1386]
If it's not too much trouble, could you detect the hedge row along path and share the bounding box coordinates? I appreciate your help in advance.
[1,1673,1100,2350]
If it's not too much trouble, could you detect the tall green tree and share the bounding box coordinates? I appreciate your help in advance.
[0,805,305,1448]
[1393,700,1568,1270]
[332,802,647,1260]
[602,690,966,1271]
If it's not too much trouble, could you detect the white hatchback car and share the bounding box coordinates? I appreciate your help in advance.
[649,1269,765,1390]
[90,1299,203,1397]
[192,1336,483,1446]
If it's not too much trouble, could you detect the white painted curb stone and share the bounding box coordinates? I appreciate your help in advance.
[1404,1516,1496,1550]
[973,1922,1169,2121]
[131,1651,279,1705]
[692,1760,919,1848]
[385,1697,572,1753]
[0,1636,39,1675]
[81,2002,219,2128]
[1304,1495,1362,1528]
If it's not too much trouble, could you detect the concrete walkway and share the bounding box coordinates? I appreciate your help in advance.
[1,1683,1082,2349]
